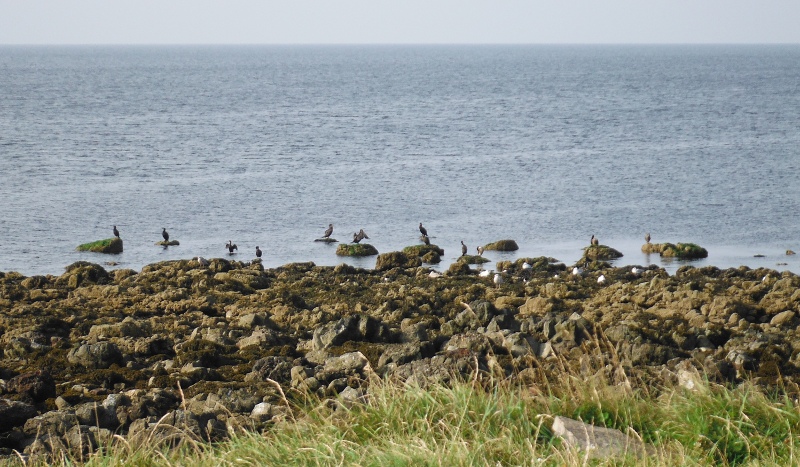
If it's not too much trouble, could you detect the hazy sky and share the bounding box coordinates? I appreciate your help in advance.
[1,0,799,45]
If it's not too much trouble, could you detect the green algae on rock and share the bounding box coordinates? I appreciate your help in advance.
[483,239,519,251]
[76,238,123,254]
[336,243,378,257]
[660,242,708,259]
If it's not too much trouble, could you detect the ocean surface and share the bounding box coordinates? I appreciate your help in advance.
[1,45,799,277]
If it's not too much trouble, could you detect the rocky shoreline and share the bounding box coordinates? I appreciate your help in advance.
[0,254,799,460]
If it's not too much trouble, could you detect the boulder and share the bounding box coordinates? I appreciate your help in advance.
[483,239,519,252]
[155,240,180,246]
[583,245,624,261]
[336,243,378,257]
[458,254,490,265]
[76,237,123,254]
[67,342,123,369]
[660,243,708,259]
[552,416,654,459]
[375,251,421,271]
[6,370,56,402]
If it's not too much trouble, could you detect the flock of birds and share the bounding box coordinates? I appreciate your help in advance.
[110,223,655,288]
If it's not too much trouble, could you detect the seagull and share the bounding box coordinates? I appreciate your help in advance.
[255,246,262,258]
[478,269,492,278]
[597,274,606,284]
[476,246,484,256]
[494,273,504,288]
[631,267,641,275]
[645,232,651,244]
[419,223,428,237]
[461,241,467,257]
[226,240,238,254]
[572,266,583,276]
[162,228,169,242]
[421,235,430,245]
[113,225,120,238]
[522,262,532,270]
[591,235,599,246]
[323,224,333,238]
[194,256,209,267]
[428,271,441,278]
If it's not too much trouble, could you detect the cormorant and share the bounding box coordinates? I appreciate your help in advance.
[645,232,651,244]
[591,235,599,246]
[162,228,169,242]
[352,232,362,244]
[461,241,467,257]
[226,240,238,254]
[419,223,428,237]
[113,225,120,238]
[255,246,262,258]
[323,224,333,238]
[421,235,430,245]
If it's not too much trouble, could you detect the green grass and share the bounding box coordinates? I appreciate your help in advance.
[76,238,123,254]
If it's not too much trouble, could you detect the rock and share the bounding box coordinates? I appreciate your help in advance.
[57,261,110,288]
[641,243,665,254]
[312,315,388,350]
[0,398,37,432]
[552,416,654,459]
[314,238,338,243]
[660,243,708,259]
[583,245,624,261]
[76,237,123,254]
[402,244,445,264]
[6,370,56,402]
[770,310,795,327]
[250,402,274,422]
[458,254,490,265]
[375,251,421,271]
[316,351,371,383]
[153,240,181,248]
[446,261,473,276]
[335,243,378,257]
[67,342,123,369]
[483,239,519,252]
[787,250,796,256]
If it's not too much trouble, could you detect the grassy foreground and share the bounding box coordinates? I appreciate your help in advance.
[13,368,800,467]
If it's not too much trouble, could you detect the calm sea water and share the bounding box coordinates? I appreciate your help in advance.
[1,45,799,277]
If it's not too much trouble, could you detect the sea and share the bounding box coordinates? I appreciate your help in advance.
[1,45,799,277]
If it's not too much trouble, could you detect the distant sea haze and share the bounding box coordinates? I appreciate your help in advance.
[0,45,798,276]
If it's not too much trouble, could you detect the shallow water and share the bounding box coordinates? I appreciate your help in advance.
[1,45,799,276]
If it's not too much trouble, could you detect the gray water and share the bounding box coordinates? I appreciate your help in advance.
[1,45,799,277]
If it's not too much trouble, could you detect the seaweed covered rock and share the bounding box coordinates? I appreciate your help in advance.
[56,261,110,288]
[336,243,378,257]
[458,254,490,265]
[483,239,519,252]
[660,243,708,259]
[375,251,421,271]
[155,240,180,246]
[76,238,123,254]
[582,245,624,261]
[402,244,445,264]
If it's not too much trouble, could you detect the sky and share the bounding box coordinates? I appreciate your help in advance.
[1,0,799,45]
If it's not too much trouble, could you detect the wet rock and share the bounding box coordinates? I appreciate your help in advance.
[76,237,123,254]
[660,243,708,259]
[335,243,378,257]
[483,239,519,252]
[375,251,421,271]
[403,244,445,264]
[582,245,624,261]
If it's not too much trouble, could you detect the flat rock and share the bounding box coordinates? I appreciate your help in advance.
[483,239,519,251]
[314,238,339,243]
[552,416,654,459]
[336,243,378,256]
[155,240,180,246]
[76,237,123,254]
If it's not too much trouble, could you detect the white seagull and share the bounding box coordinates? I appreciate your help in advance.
[493,273,504,288]
[597,274,606,284]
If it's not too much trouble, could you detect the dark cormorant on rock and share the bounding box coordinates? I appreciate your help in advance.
[421,235,430,245]
[461,241,467,257]
[255,246,262,258]
[591,235,599,246]
[476,246,484,256]
[162,228,169,242]
[359,229,369,240]
[645,232,651,244]
[352,232,362,244]
[226,240,238,254]
[113,225,120,238]
[419,223,428,237]
[323,224,333,238]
